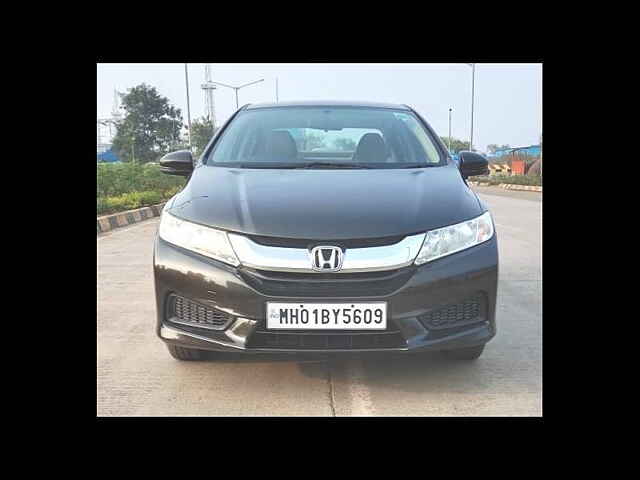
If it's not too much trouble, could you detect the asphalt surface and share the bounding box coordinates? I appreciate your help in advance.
[97,186,542,416]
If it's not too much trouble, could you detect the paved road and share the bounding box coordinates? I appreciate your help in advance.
[97,188,542,416]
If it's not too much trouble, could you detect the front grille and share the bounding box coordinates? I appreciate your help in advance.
[418,294,485,330]
[167,294,233,330]
[239,267,414,298]
[247,324,406,350]
[247,234,406,249]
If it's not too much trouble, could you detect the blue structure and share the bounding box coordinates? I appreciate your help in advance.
[97,148,120,163]
[488,145,541,159]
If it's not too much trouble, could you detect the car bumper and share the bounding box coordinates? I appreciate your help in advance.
[153,235,499,354]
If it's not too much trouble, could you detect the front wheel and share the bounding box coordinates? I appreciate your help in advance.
[442,344,485,361]
[166,344,204,361]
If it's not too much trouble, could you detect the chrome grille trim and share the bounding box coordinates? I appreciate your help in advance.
[228,232,426,273]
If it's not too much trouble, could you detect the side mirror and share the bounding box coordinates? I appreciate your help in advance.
[458,151,489,178]
[159,150,194,176]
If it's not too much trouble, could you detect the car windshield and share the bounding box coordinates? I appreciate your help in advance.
[205,106,444,168]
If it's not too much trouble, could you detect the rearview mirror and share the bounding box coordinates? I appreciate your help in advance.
[458,151,489,178]
[159,150,194,176]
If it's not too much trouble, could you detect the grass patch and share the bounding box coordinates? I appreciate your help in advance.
[97,186,182,215]
[97,162,185,198]
[471,174,542,186]
[97,162,186,215]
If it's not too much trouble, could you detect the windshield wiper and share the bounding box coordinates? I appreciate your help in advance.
[397,163,441,168]
[295,162,372,169]
[230,163,299,169]
[223,162,439,169]
[220,162,371,169]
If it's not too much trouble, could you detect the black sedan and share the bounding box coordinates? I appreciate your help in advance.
[153,101,498,361]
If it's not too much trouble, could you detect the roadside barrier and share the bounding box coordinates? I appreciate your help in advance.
[489,163,511,175]
[468,181,541,192]
[500,183,541,192]
[97,202,166,234]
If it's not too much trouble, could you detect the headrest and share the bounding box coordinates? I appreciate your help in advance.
[354,133,387,162]
[268,130,297,160]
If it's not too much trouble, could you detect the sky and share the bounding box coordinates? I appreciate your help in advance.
[97,63,542,152]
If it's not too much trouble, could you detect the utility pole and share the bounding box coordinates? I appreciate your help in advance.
[201,64,218,130]
[540,132,543,178]
[111,88,123,124]
[448,108,452,151]
[173,118,177,149]
[209,78,265,110]
[184,63,193,152]
[467,63,476,151]
[97,119,110,154]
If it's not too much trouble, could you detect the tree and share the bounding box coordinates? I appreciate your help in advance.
[189,117,218,157]
[440,137,470,153]
[112,84,183,163]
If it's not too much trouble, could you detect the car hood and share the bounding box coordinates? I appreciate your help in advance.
[166,164,483,239]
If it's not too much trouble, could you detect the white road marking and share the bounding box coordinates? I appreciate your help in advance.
[345,357,375,416]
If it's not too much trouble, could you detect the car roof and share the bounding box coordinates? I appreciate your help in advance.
[245,100,411,110]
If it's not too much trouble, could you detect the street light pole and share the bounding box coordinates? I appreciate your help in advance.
[467,63,476,151]
[184,64,193,152]
[448,108,452,151]
[540,132,543,178]
[209,78,265,110]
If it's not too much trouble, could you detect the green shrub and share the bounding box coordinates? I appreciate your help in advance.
[97,187,182,215]
[469,174,542,187]
[97,162,187,215]
[97,162,185,198]
[488,174,542,186]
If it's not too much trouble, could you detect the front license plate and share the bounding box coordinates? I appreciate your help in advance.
[266,302,387,330]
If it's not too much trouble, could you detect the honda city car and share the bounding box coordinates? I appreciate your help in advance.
[153,101,497,361]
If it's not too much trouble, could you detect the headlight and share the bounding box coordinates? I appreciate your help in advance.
[414,211,494,265]
[158,211,240,266]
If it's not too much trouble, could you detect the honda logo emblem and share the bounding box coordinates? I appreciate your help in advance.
[310,246,344,272]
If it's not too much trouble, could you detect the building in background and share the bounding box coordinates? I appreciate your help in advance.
[97,147,120,163]
[487,145,541,159]
[97,89,123,163]
[487,144,541,175]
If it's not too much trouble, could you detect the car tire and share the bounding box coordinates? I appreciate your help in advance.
[167,344,204,361]
[442,344,485,361]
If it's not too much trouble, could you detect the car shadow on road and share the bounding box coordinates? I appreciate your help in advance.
[337,349,536,395]
[200,351,329,365]
[197,350,479,382]
[198,351,332,379]
[198,348,537,396]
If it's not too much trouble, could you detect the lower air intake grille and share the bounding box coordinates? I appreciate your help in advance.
[418,294,485,330]
[168,295,232,330]
[248,326,406,350]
